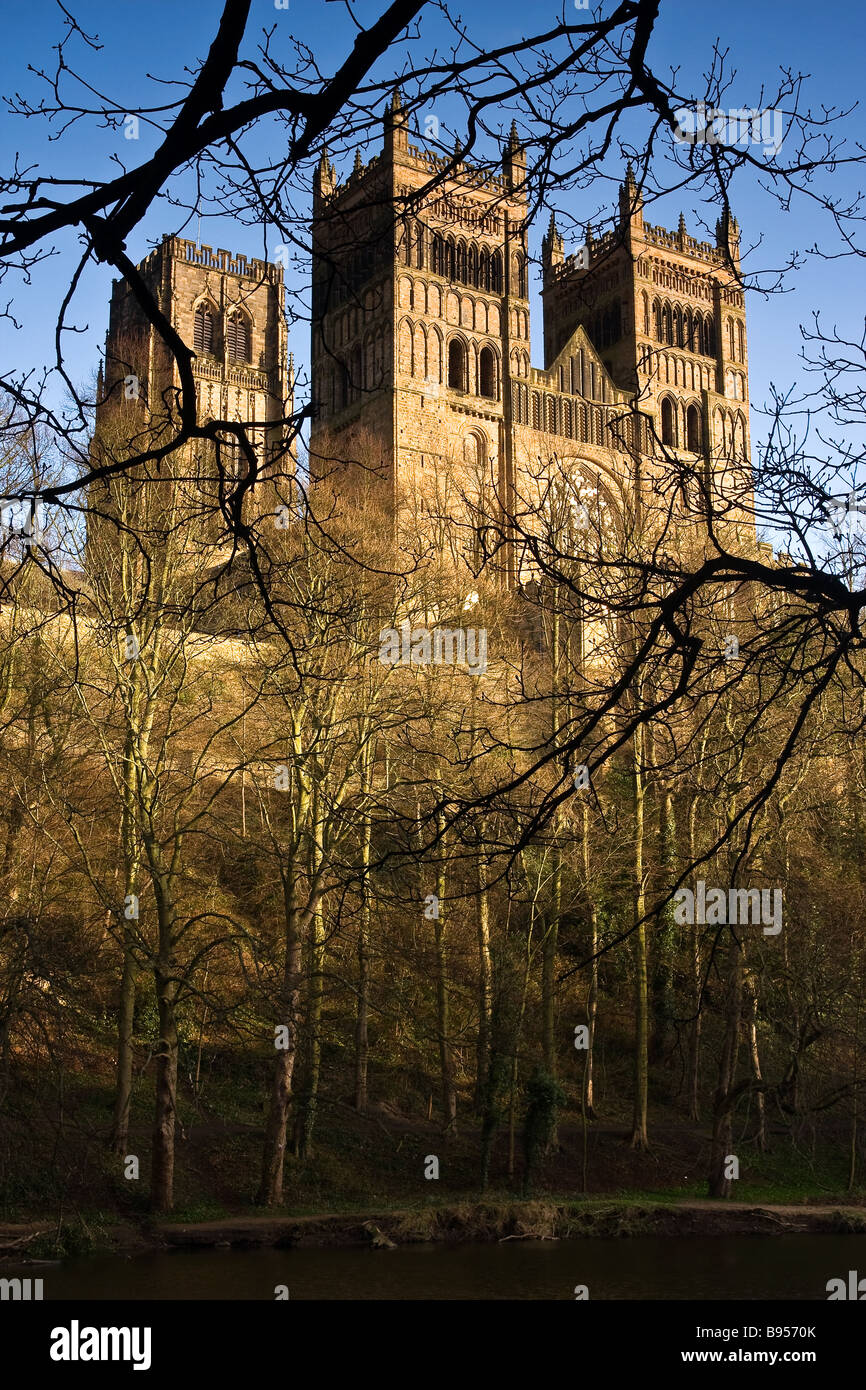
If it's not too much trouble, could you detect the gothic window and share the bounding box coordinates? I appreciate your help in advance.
[737,320,745,362]
[456,240,467,284]
[448,337,467,391]
[687,403,702,452]
[532,393,541,429]
[479,248,490,292]
[221,436,243,483]
[490,250,503,295]
[706,316,716,356]
[226,311,251,363]
[513,252,527,298]
[479,346,496,399]
[193,302,215,355]
[547,397,556,433]
[675,307,684,348]
[468,244,478,288]
[662,304,673,346]
[661,396,676,446]
[735,412,747,459]
[463,433,482,468]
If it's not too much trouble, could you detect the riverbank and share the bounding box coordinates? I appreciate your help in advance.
[3,1196,865,1263]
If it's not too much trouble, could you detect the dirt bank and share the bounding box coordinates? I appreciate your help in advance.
[4,1198,864,1264]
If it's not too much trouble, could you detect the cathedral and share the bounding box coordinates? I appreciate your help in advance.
[96,93,752,575]
[310,93,752,573]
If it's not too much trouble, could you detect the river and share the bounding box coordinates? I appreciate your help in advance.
[7,1233,866,1299]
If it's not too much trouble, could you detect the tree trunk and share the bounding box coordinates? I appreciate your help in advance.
[354,736,375,1113]
[434,808,457,1133]
[581,802,598,1117]
[111,944,137,1154]
[150,968,178,1212]
[541,854,560,1079]
[258,873,303,1206]
[542,594,562,1085]
[686,794,702,1121]
[474,840,492,1111]
[293,897,324,1158]
[687,921,702,1122]
[708,934,744,1197]
[630,722,649,1150]
[744,970,766,1150]
[650,787,676,1062]
[354,801,372,1114]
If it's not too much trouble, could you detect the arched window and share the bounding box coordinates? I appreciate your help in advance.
[490,250,503,295]
[686,403,702,452]
[456,240,467,284]
[513,253,527,298]
[468,244,478,288]
[706,316,716,356]
[463,433,482,469]
[661,396,676,446]
[675,307,684,348]
[662,305,673,346]
[694,314,704,355]
[221,436,243,483]
[479,346,496,399]
[448,338,467,391]
[737,321,745,363]
[479,248,490,292]
[194,302,215,355]
[226,311,250,363]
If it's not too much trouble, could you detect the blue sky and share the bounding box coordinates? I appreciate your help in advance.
[2,0,864,469]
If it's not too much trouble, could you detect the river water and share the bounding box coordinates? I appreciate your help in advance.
[9,1234,866,1299]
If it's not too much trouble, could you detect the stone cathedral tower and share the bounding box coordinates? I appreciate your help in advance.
[311,96,531,566]
[311,106,753,575]
[541,165,750,476]
[94,234,294,550]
